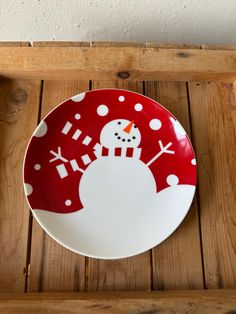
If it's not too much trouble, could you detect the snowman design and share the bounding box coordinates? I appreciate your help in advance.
[24,90,196,258]
[49,118,175,212]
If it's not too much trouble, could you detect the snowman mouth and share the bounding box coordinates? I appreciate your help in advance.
[114,132,136,143]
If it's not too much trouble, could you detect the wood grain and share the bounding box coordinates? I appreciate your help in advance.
[0,290,236,313]
[28,81,89,292]
[86,80,151,291]
[0,80,41,291]
[201,44,236,50]
[146,43,201,49]
[145,82,204,289]
[0,47,236,81]
[188,82,236,288]
[32,42,90,47]
[0,42,30,47]
[91,41,145,47]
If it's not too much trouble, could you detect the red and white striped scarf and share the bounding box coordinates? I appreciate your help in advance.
[94,144,142,159]
[56,145,142,179]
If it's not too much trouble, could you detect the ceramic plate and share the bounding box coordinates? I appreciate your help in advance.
[23,89,196,259]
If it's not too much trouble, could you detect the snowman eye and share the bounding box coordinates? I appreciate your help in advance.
[132,136,136,139]
[134,125,137,128]
[118,122,121,125]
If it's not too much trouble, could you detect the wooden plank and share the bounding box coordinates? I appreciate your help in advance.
[202,44,236,50]
[0,290,236,313]
[145,82,203,289]
[86,80,151,291]
[91,41,145,47]
[146,43,201,49]
[188,82,236,288]
[0,42,30,47]
[32,42,90,47]
[0,80,41,291]
[0,47,236,81]
[28,80,89,292]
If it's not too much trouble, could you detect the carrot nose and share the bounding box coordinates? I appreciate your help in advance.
[123,120,134,134]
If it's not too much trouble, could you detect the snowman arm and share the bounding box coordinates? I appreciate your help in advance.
[49,147,68,163]
[50,148,86,176]
[146,141,174,167]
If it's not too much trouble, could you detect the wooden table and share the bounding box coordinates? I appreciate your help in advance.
[0,42,236,313]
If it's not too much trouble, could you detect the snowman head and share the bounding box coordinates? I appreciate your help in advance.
[100,119,141,148]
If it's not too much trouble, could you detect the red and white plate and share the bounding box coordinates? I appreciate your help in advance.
[23,89,196,259]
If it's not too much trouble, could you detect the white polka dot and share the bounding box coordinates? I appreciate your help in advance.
[65,199,72,206]
[97,105,109,116]
[149,119,162,130]
[34,164,41,170]
[134,103,143,111]
[191,158,196,165]
[71,92,86,102]
[170,117,186,136]
[75,113,81,120]
[33,121,47,137]
[118,95,125,102]
[167,175,179,186]
[24,183,33,196]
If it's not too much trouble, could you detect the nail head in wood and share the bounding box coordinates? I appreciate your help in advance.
[117,71,130,79]
[10,88,27,104]
[177,52,190,58]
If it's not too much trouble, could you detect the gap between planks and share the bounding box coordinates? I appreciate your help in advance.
[24,80,44,292]
[2,41,236,50]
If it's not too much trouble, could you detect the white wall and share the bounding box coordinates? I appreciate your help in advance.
[0,0,235,44]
